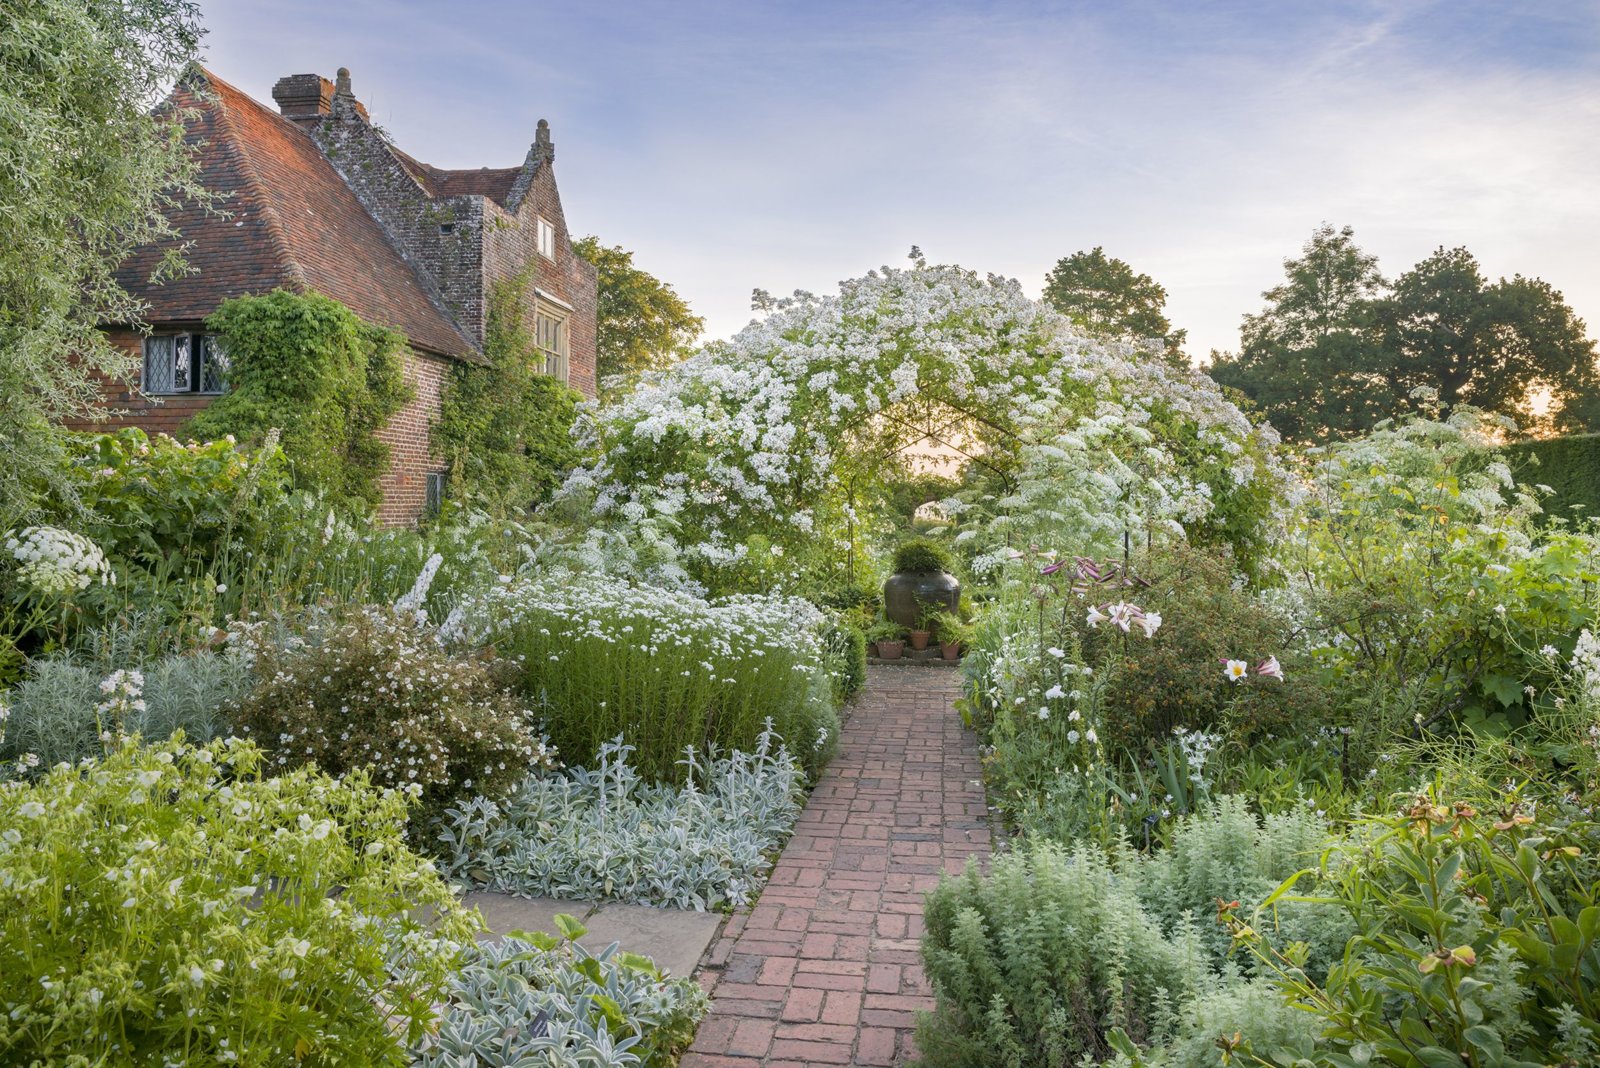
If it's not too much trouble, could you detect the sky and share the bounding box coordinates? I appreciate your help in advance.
[197,0,1600,360]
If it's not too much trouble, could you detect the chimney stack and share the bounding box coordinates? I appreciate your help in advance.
[271,73,333,117]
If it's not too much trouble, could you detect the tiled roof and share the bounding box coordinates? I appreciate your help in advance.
[115,69,479,361]
[386,145,523,206]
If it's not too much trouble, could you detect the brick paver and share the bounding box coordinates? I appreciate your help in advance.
[685,665,990,1067]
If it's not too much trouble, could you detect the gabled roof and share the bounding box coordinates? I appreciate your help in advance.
[116,69,479,361]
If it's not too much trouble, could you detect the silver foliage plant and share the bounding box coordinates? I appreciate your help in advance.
[412,933,708,1068]
[440,728,803,911]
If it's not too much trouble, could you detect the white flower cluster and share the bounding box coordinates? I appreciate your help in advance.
[3,526,113,594]
[561,257,1283,578]
[1572,629,1600,701]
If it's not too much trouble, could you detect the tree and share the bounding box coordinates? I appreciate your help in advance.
[0,0,210,525]
[1042,247,1187,365]
[1209,224,1396,442]
[1211,227,1600,442]
[571,236,704,399]
[1380,247,1600,433]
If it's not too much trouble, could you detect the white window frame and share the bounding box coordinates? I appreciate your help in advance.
[534,301,569,383]
[142,333,228,396]
[536,216,556,259]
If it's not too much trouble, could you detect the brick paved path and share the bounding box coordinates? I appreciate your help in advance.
[684,665,990,1067]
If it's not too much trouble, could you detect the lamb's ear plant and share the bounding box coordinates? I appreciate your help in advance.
[0,734,477,1065]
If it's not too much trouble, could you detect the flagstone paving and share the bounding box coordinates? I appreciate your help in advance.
[684,665,991,1067]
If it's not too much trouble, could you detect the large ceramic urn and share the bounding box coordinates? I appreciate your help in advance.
[884,569,961,628]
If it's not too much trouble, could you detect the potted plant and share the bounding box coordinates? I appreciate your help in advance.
[909,602,942,651]
[866,620,907,660]
[884,537,960,633]
[931,610,969,660]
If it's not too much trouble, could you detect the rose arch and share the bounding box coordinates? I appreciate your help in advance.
[556,255,1284,592]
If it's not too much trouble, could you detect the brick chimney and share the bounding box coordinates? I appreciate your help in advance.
[271,73,333,117]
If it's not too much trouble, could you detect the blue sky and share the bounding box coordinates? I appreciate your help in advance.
[199,0,1600,359]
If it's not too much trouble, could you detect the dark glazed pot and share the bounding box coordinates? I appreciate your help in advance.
[883,571,961,629]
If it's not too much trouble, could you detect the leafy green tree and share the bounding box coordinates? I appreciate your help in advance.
[1042,247,1187,365]
[1380,247,1600,433]
[187,290,411,513]
[1208,224,1394,442]
[0,0,210,525]
[571,236,704,398]
[433,272,583,513]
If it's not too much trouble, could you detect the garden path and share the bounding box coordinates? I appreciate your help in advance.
[684,665,990,1067]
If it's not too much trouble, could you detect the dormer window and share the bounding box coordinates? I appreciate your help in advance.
[536,216,556,259]
[142,334,229,395]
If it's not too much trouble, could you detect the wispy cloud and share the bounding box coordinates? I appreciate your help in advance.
[198,0,1600,356]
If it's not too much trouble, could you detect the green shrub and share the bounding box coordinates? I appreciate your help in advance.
[1506,432,1600,523]
[421,925,709,1068]
[1228,782,1600,1067]
[188,289,412,513]
[892,536,955,574]
[1101,544,1317,751]
[916,840,1205,1066]
[1132,796,1350,977]
[470,576,840,781]
[1147,978,1320,1067]
[823,617,868,701]
[0,735,477,1064]
[433,271,584,514]
[48,428,286,571]
[0,650,245,770]
[230,604,549,832]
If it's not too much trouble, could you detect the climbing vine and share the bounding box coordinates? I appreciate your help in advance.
[432,271,584,514]
[186,289,411,513]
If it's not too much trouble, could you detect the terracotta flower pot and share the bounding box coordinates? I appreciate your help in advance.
[908,629,931,651]
[876,640,905,660]
[940,641,962,661]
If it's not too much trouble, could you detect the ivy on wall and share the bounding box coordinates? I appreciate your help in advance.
[186,289,411,513]
[433,271,583,514]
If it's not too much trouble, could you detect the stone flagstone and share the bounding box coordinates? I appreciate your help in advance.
[684,665,990,1067]
[465,891,724,980]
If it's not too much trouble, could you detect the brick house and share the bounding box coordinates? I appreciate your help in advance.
[88,66,598,525]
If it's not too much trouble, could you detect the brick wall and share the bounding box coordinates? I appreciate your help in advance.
[374,349,449,527]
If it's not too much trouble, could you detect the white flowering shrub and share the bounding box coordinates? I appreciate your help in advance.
[415,925,708,1068]
[440,732,803,911]
[0,735,477,1064]
[562,254,1283,591]
[230,604,553,833]
[463,573,839,780]
[3,525,112,594]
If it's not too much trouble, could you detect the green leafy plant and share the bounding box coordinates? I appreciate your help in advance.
[1229,782,1600,1068]
[0,735,477,1065]
[822,617,868,701]
[893,536,955,575]
[866,619,907,644]
[188,289,412,514]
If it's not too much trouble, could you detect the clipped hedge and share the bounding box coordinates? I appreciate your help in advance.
[1506,433,1600,523]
